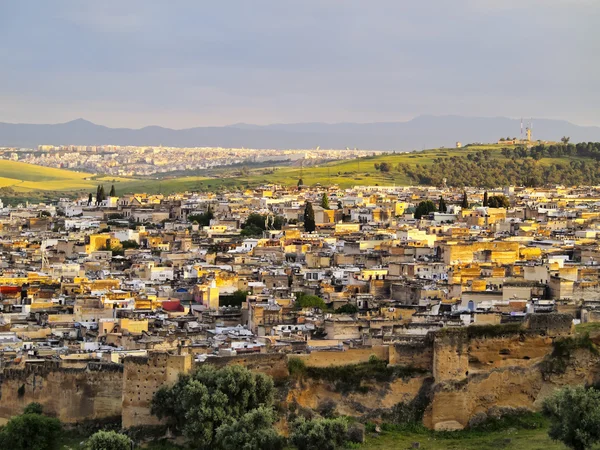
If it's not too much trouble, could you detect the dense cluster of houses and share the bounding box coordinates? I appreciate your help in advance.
[1,184,600,366]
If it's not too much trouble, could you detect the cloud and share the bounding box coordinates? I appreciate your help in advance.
[0,0,598,127]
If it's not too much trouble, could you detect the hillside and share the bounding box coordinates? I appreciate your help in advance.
[1,142,600,202]
[2,116,600,150]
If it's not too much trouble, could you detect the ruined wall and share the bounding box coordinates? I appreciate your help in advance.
[433,329,469,382]
[122,352,288,429]
[293,346,389,368]
[0,362,123,425]
[122,353,193,428]
[425,314,592,431]
[287,375,430,418]
[389,341,433,371]
[205,353,289,381]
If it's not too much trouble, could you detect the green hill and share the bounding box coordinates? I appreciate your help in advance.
[0,142,599,201]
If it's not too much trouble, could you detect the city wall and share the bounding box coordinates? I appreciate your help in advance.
[0,313,591,433]
[0,361,123,425]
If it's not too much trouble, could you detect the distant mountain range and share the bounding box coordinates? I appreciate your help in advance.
[1,115,600,150]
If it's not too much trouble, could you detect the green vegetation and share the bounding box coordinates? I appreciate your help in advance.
[188,207,214,226]
[83,430,131,450]
[321,192,330,209]
[334,303,359,314]
[575,322,600,335]
[296,293,326,310]
[290,417,352,450]
[220,289,248,307]
[540,333,598,378]
[151,364,276,449]
[0,402,62,450]
[8,142,600,202]
[362,413,570,449]
[288,356,428,393]
[304,201,316,232]
[543,386,600,450]
[240,212,285,237]
[414,200,437,219]
[214,407,284,450]
[487,195,510,208]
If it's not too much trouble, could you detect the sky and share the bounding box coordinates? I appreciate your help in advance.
[0,0,598,128]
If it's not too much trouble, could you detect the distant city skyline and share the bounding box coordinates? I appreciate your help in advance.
[1,1,598,128]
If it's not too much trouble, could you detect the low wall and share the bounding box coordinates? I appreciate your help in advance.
[0,361,123,425]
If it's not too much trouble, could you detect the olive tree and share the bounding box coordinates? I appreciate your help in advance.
[543,386,600,450]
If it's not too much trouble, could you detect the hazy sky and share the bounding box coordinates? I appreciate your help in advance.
[0,0,598,128]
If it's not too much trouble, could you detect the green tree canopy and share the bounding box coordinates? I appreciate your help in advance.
[321,192,330,209]
[438,196,447,213]
[543,386,600,450]
[290,417,349,450]
[214,406,284,450]
[461,191,469,208]
[483,191,488,207]
[0,410,62,450]
[304,201,316,233]
[296,294,326,310]
[188,207,214,227]
[151,364,275,449]
[109,184,116,197]
[414,200,436,219]
[84,430,131,450]
[335,303,359,314]
[487,195,510,208]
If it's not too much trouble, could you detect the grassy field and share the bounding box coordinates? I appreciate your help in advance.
[362,428,568,450]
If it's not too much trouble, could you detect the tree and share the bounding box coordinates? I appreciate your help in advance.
[215,406,284,450]
[335,303,359,314]
[543,386,600,450]
[461,191,469,208]
[151,364,275,449]
[304,201,316,233]
[188,207,214,227]
[296,294,326,310]
[321,192,330,209]
[414,200,436,219]
[220,289,248,307]
[84,430,131,450]
[290,417,349,450]
[561,136,571,145]
[297,178,304,189]
[438,196,447,213]
[483,191,488,207]
[120,240,140,250]
[96,185,106,204]
[0,410,62,450]
[487,195,510,208]
[109,184,116,197]
[88,192,93,206]
[23,402,43,415]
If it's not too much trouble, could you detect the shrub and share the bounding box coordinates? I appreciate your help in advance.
[215,406,284,450]
[84,430,131,450]
[23,402,43,415]
[0,413,62,450]
[290,417,348,450]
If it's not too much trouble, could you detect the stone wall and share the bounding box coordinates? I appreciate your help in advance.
[122,353,192,428]
[293,346,389,368]
[0,361,123,425]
